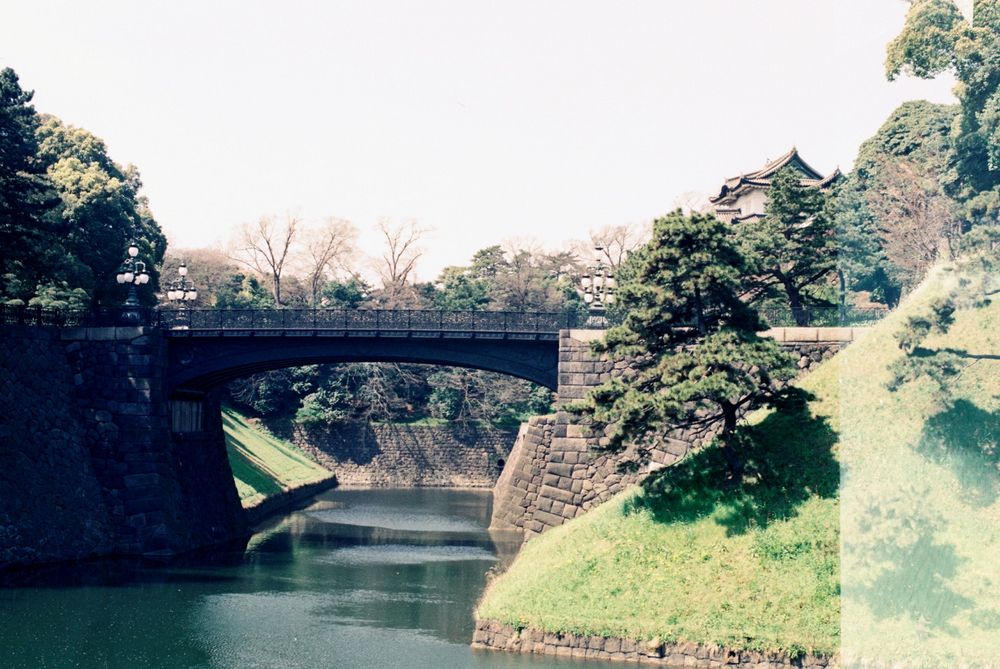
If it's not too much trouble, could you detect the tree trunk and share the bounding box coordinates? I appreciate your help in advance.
[838,269,847,322]
[776,269,808,326]
[719,404,743,482]
[694,285,706,334]
[273,272,282,306]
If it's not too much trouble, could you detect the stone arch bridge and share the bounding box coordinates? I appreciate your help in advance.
[163,308,571,396]
[0,305,870,565]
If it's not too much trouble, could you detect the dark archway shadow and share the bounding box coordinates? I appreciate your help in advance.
[624,388,839,536]
[917,398,1000,507]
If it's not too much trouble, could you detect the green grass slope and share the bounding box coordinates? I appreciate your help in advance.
[834,269,1000,667]
[222,406,334,509]
[478,267,1000,663]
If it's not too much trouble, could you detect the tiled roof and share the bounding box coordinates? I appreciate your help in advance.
[710,148,839,204]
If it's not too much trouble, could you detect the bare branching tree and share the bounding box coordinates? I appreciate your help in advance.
[373,219,428,307]
[572,223,650,272]
[867,160,959,288]
[301,218,357,306]
[671,191,710,216]
[229,215,300,305]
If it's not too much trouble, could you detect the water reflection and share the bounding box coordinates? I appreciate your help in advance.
[0,488,615,669]
[317,544,497,565]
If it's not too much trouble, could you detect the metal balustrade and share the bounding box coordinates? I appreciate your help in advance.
[0,303,891,332]
[155,308,580,335]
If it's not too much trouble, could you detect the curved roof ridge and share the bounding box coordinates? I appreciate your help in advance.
[743,147,799,179]
[722,147,825,184]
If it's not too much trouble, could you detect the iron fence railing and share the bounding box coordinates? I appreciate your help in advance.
[0,304,90,327]
[758,307,890,327]
[155,308,582,333]
[0,303,891,332]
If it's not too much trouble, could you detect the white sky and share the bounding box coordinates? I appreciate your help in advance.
[1,0,957,281]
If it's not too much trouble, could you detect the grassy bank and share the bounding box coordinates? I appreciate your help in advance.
[222,406,335,509]
[478,267,1000,662]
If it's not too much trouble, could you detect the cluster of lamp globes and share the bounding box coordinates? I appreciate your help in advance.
[114,242,150,287]
[580,246,618,308]
[115,241,198,305]
[165,262,198,303]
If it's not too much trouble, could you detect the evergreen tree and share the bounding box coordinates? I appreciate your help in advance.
[573,210,796,479]
[845,100,959,299]
[0,68,61,303]
[37,115,166,306]
[738,167,836,325]
[432,266,490,310]
[831,175,902,307]
[887,0,1000,224]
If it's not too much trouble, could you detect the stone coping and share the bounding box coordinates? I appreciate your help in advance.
[759,327,869,343]
[566,327,870,344]
[60,326,151,341]
[472,621,836,668]
[244,475,338,526]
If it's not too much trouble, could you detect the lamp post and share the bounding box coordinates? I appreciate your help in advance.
[166,261,198,328]
[115,240,150,323]
[580,245,617,327]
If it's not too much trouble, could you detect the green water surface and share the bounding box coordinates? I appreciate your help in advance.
[0,488,618,669]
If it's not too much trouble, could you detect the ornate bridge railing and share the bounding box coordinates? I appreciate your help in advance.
[0,304,890,332]
[156,308,583,336]
[758,306,890,328]
[0,304,92,327]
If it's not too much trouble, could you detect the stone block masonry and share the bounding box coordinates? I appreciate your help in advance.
[489,411,697,536]
[62,326,247,557]
[0,324,247,569]
[279,421,516,488]
[0,326,113,567]
[472,621,835,668]
[490,328,860,537]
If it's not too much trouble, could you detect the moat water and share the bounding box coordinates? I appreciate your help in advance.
[0,488,619,669]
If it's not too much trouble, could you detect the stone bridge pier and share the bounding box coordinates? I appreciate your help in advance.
[60,326,247,557]
[0,325,246,567]
[489,327,866,538]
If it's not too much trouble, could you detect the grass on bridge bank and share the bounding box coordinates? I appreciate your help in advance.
[477,266,1000,664]
[222,406,334,509]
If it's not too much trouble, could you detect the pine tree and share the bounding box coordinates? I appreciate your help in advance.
[573,210,797,480]
[738,167,836,324]
[0,68,60,302]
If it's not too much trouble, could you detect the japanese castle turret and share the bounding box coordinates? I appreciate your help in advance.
[709,147,841,224]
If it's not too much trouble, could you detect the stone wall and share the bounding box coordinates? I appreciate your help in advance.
[0,325,247,569]
[0,326,113,567]
[61,326,246,556]
[472,621,835,668]
[491,328,863,536]
[279,422,516,488]
[489,412,695,535]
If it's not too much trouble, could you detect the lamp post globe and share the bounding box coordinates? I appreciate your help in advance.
[578,245,617,327]
[116,240,150,324]
[166,261,198,328]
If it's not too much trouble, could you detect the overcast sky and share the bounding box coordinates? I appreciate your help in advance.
[2,1,957,280]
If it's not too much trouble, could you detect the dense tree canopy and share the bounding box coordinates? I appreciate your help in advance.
[0,68,165,307]
[0,68,62,302]
[574,211,796,478]
[737,168,837,323]
[838,100,963,303]
[39,115,166,306]
[887,0,1000,222]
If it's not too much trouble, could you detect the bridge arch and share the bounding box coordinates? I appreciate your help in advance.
[167,333,560,396]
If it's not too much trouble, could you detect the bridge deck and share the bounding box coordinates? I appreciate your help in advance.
[163,328,560,341]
